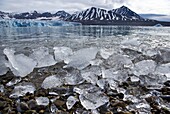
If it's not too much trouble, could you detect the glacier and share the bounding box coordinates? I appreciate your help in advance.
[0,19,81,27]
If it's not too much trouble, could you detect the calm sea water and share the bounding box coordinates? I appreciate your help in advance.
[0,26,170,54]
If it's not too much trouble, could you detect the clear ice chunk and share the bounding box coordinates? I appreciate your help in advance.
[3,48,37,77]
[10,82,35,98]
[41,75,64,89]
[139,74,167,87]
[156,63,170,80]
[121,38,141,51]
[158,47,170,63]
[74,84,109,110]
[99,48,115,59]
[53,47,73,62]
[6,77,21,86]
[36,97,49,106]
[133,60,156,76]
[50,104,58,113]
[0,56,8,76]
[30,47,56,68]
[103,54,133,69]
[66,96,78,110]
[130,76,140,82]
[102,68,128,82]
[97,78,118,90]
[65,69,84,85]
[0,85,4,93]
[73,84,101,95]
[81,66,101,84]
[79,90,109,110]
[64,47,98,70]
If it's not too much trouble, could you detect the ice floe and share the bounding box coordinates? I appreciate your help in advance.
[53,47,73,62]
[66,96,78,110]
[10,82,35,98]
[30,47,56,68]
[64,47,98,70]
[3,48,37,77]
[36,97,49,106]
[41,75,64,89]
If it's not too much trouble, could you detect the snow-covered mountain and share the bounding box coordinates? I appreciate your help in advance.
[0,10,70,20]
[0,11,10,19]
[66,6,148,21]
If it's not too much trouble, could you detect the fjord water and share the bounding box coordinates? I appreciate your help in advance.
[1,25,170,113]
[0,26,170,51]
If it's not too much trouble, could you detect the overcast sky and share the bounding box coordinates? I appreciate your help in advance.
[0,0,170,15]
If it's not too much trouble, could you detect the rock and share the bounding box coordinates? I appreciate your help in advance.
[54,99,65,107]
[66,96,78,110]
[36,97,49,106]
[27,99,37,110]
[17,101,29,112]
[41,75,64,89]
[10,82,35,98]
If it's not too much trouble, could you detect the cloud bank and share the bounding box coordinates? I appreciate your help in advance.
[0,0,170,15]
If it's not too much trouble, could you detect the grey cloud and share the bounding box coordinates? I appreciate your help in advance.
[0,0,169,15]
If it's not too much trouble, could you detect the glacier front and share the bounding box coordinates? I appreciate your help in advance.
[0,19,81,27]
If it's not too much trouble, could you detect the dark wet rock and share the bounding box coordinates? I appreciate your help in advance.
[24,110,37,114]
[164,81,170,87]
[27,99,37,110]
[54,99,66,107]
[160,95,170,102]
[17,101,29,112]
[161,87,170,95]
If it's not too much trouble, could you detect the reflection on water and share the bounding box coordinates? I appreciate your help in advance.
[0,25,170,52]
[1,26,170,41]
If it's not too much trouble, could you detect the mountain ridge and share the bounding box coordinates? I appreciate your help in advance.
[1,6,170,26]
